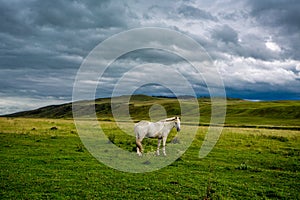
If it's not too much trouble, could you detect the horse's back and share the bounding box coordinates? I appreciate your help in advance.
[134,121,150,136]
[135,120,151,127]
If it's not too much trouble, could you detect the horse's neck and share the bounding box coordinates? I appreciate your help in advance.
[162,121,174,130]
[152,121,173,132]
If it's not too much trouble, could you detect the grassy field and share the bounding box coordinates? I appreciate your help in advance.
[1,117,299,199]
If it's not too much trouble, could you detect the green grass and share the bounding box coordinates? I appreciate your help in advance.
[1,118,299,199]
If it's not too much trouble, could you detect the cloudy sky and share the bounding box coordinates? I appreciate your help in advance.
[1,0,300,114]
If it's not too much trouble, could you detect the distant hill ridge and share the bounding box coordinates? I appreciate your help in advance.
[2,95,300,128]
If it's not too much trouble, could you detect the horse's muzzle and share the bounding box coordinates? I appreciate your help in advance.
[177,127,181,132]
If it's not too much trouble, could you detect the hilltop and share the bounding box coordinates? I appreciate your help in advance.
[3,95,300,128]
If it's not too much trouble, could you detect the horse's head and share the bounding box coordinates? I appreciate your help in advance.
[174,116,181,132]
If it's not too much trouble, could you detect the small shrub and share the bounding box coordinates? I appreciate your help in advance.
[171,137,180,144]
[142,160,151,165]
[50,126,58,130]
[76,144,84,152]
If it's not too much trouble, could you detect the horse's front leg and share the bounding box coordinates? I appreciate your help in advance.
[136,138,143,156]
[162,136,167,156]
[156,138,162,156]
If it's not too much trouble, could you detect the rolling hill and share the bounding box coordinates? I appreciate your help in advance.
[2,95,300,128]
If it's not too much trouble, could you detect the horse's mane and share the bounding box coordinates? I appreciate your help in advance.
[160,117,179,122]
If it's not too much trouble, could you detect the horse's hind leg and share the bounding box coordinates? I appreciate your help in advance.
[136,138,143,156]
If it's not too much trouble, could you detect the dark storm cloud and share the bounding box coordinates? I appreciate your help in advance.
[247,0,300,59]
[0,0,134,69]
[248,0,300,31]
[0,0,130,34]
[31,0,130,29]
[0,68,75,97]
[116,49,184,65]
[177,5,217,21]
[0,0,136,114]
[1,0,300,114]
[211,24,238,44]
[0,1,35,36]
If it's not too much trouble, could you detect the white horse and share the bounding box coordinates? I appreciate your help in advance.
[134,116,181,156]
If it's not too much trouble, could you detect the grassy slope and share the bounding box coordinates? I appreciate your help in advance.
[0,118,299,199]
[4,95,300,128]
[224,100,300,127]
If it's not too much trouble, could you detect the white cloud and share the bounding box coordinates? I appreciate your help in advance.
[0,96,69,115]
[216,55,300,91]
[265,37,281,52]
[296,63,300,71]
[265,41,281,52]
